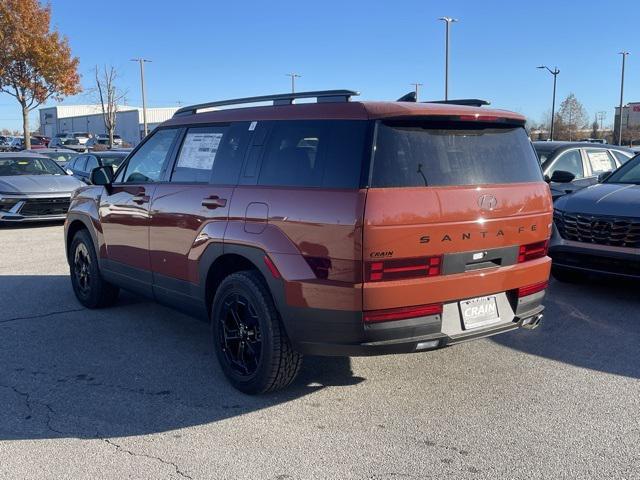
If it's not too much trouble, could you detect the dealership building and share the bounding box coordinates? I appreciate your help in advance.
[38,105,179,146]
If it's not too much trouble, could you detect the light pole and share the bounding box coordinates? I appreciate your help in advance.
[618,51,630,145]
[537,65,560,141]
[410,82,424,101]
[286,73,301,94]
[131,58,151,137]
[438,17,457,100]
[597,111,606,135]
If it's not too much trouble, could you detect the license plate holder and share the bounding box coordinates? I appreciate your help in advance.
[460,295,500,329]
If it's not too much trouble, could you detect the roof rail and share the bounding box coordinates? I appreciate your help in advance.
[173,89,360,117]
[426,99,491,107]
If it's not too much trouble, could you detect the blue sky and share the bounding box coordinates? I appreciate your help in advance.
[1,0,639,131]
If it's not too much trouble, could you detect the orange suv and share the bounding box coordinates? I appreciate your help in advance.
[64,90,552,393]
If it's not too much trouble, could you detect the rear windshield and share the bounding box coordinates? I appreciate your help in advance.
[371,122,542,187]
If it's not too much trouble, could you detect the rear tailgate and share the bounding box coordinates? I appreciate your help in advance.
[362,120,553,311]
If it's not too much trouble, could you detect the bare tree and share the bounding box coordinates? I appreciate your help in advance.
[94,65,126,148]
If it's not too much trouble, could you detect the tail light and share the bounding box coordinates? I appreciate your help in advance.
[517,240,549,263]
[364,303,443,323]
[517,281,548,298]
[366,256,442,282]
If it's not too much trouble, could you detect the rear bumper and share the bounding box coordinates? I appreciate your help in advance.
[285,290,546,357]
[549,236,640,278]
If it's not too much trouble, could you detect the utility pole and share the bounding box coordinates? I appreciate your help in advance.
[131,58,151,137]
[597,111,606,133]
[286,73,301,94]
[618,51,630,146]
[438,17,458,100]
[537,65,560,140]
[410,82,424,101]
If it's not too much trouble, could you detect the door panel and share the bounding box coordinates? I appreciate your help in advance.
[99,183,156,293]
[149,184,234,284]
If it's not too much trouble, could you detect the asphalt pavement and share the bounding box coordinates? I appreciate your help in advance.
[0,224,638,479]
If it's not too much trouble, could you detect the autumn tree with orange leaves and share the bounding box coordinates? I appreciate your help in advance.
[0,0,81,149]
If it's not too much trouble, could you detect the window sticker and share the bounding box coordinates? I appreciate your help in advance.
[177,132,223,170]
[588,151,613,172]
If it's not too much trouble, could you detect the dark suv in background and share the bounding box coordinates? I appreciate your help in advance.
[64,90,552,393]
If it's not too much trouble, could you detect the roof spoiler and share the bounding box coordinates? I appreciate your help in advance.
[396,92,490,107]
[174,89,360,117]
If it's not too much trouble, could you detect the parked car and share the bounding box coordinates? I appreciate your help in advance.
[49,133,87,152]
[533,141,635,200]
[65,151,129,183]
[0,152,84,223]
[550,152,640,281]
[31,134,51,147]
[64,89,552,394]
[86,134,124,149]
[0,136,46,151]
[28,148,80,166]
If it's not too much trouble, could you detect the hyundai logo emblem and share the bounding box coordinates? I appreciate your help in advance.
[478,194,498,211]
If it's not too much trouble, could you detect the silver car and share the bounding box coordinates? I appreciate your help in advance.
[0,152,84,223]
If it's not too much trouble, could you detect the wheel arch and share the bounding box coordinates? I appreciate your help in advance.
[199,243,287,325]
[65,213,99,264]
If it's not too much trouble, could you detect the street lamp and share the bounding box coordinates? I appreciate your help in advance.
[286,73,301,94]
[130,58,151,137]
[438,17,457,101]
[618,51,630,146]
[537,65,560,141]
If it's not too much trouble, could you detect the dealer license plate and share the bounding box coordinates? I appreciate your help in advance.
[460,295,500,329]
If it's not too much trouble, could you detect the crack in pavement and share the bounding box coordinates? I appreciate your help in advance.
[1,383,194,479]
[101,437,193,479]
[0,383,64,435]
[0,307,86,325]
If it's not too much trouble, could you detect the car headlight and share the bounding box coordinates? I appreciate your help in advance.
[0,196,19,211]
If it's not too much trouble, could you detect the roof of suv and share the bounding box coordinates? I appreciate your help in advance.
[532,141,635,154]
[163,100,525,127]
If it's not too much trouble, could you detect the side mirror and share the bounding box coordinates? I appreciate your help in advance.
[549,170,576,183]
[544,174,551,183]
[66,169,73,175]
[90,165,114,186]
[597,171,612,183]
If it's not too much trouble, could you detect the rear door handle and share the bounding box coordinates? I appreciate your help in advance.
[202,196,227,209]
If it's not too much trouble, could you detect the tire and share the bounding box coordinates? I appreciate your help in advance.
[551,266,583,283]
[211,270,303,394]
[69,229,119,308]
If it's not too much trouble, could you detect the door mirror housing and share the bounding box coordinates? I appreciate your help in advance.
[597,171,612,183]
[549,170,576,183]
[90,165,114,186]
[65,169,73,176]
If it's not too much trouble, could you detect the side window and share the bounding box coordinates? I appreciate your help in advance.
[258,121,327,187]
[121,128,179,183]
[211,122,251,184]
[66,158,76,169]
[550,150,584,179]
[586,149,616,174]
[171,126,227,183]
[85,156,99,173]
[611,150,632,164]
[74,156,87,172]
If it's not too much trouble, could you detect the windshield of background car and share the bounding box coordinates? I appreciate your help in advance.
[605,155,640,184]
[0,157,65,176]
[97,155,126,169]
[372,122,542,187]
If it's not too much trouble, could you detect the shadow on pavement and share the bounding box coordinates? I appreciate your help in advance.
[492,277,640,379]
[0,274,364,441]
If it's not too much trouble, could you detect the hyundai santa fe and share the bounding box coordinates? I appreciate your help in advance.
[64,90,553,393]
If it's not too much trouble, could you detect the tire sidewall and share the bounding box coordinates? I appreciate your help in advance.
[211,273,277,393]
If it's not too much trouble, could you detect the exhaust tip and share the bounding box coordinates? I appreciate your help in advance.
[521,313,543,330]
